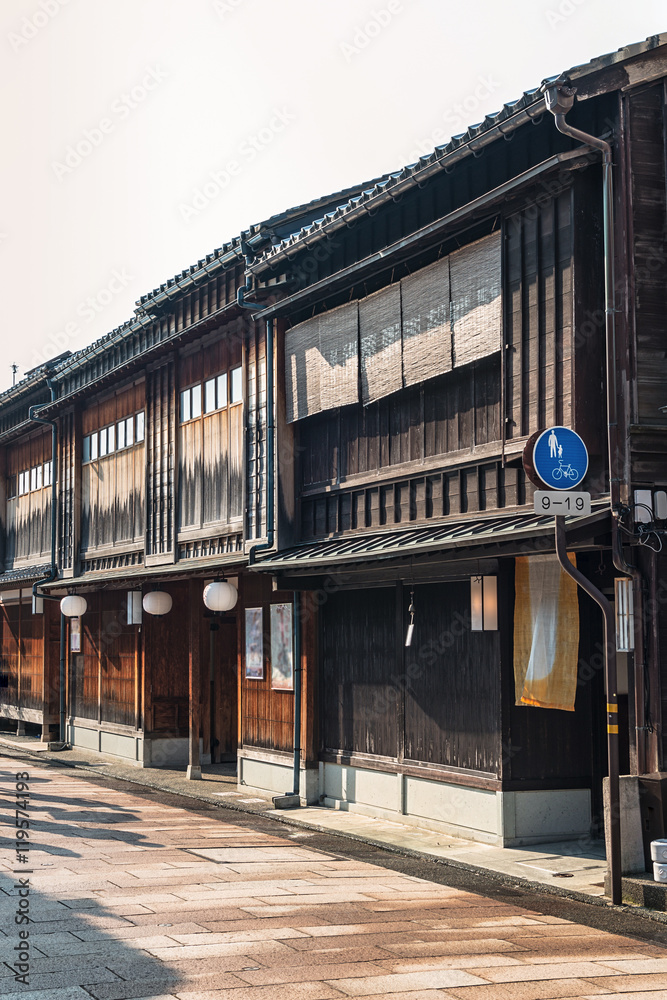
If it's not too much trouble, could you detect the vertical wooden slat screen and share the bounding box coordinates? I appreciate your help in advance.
[146,361,176,558]
[360,283,402,406]
[450,231,502,367]
[401,255,451,387]
[285,301,359,422]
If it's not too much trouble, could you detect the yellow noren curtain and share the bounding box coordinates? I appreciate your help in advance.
[513,553,580,712]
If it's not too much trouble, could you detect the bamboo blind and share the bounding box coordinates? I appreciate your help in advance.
[359,282,402,405]
[450,231,502,367]
[285,301,359,423]
[401,255,452,387]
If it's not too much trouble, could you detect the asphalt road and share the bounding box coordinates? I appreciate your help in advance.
[1,750,666,1000]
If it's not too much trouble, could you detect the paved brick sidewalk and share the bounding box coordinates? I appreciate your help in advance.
[0,735,610,902]
[1,756,666,1000]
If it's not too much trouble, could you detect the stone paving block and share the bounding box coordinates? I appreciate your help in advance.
[464,961,622,983]
[580,993,667,1000]
[342,994,462,1000]
[286,932,423,952]
[73,923,209,941]
[324,969,490,994]
[294,921,424,938]
[445,980,615,999]
[379,937,526,958]
[169,927,309,944]
[381,955,527,972]
[0,969,122,995]
[246,945,397,967]
[583,972,667,991]
[0,988,94,1000]
[171,985,350,1000]
[233,960,390,986]
[144,939,298,961]
[595,957,667,973]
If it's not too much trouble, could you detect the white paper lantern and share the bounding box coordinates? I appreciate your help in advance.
[203,580,238,612]
[60,595,88,618]
[142,591,173,616]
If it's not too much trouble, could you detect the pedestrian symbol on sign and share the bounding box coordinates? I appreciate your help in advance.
[549,429,558,458]
[531,426,588,491]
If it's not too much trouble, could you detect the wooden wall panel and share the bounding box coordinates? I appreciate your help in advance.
[81,445,144,552]
[404,582,500,773]
[4,431,52,568]
[1,603,20,708]
[0,597,45,714]
[71,593,101,721]
[628,85,667,429]
[240,573,295,753]
[300,359,501,492]
[68,592,140,728]
[178,420,203,529]
[321,587,397,758]
[81,382,145,435]
[203,409,226,525]
[177,325,244,535]
[100,604,137,728]
[144,582,189,734]
[504,191,574,440]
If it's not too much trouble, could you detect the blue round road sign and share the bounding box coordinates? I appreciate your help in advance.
[532,426,588,490]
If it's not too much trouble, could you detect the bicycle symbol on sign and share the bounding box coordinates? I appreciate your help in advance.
[552,460,579,481]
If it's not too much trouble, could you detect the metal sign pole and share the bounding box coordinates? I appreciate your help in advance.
[554,515,621,904]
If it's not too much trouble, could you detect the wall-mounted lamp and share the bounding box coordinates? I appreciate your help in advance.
[127,591,143,625]
[615,577,634,652]
[405,587,415,647]
[470,576,498,631]
[60,594,88,618]
[142,590,173,616]
[203,579,238,612]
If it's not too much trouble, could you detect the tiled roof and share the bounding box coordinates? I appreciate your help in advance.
[249,33,667,272]
[6,33,666,406]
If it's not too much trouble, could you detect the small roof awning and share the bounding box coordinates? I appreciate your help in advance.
[253,501,610,575]
[0,563,53,590]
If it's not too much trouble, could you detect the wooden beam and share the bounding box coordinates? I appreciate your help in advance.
[187,578,202,779]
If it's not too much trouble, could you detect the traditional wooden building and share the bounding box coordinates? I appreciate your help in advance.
[0,183,382,774]
[239,34,667,845]
[1,34,666,849]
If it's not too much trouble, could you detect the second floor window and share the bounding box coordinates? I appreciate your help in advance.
[181,367,242,423]
[83,411,144,463]
[8,460,53,499]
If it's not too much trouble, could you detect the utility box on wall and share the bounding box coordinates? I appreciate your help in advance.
[638,772,667,871]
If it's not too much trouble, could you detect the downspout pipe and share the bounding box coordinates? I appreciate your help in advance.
[28,377,59,602]
[292,588,302,799]
[28,377,68,747]
[555,517,621,905]
[236,238,275,565]
[542,82,648,771]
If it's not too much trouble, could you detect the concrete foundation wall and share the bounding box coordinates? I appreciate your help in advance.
[67,724,212,769]
[238,749,319,804]
[319,761,591,846]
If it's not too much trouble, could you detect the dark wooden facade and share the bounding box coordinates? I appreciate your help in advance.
[0,39,664,837]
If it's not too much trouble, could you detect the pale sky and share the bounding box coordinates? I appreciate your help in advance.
[1,0,664,392]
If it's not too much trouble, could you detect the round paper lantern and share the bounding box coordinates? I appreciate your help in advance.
[60,595,87,618]
[203,580,238,612]
[142,591,173,616]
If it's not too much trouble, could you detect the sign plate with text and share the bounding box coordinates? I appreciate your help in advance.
[534,490,591,517]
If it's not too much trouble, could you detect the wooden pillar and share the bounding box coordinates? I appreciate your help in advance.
[187,578,202,779]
